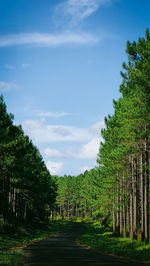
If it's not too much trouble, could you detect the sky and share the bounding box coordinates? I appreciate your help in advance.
[0,0,150,176]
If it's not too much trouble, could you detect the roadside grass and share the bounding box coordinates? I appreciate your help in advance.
[79,222,150,262]
[0,250,25,266]
[0,220,69,265]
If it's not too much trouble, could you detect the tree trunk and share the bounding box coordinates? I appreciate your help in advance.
[129,157,133,240]
[140,153,144,240]
[113,203,116,234]
[148,139,150,241]
[133,157,137,239]
[68,199,70,218]
[144,137,149,242]
[123,197,126,237]
[126,200,130,237]
[120,193,122,236]
[116,193,120,236]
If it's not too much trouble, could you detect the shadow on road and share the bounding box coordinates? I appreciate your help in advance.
[24,222,147,266]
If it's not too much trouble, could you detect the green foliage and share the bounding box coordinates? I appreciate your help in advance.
[96,28,150,241]
[54,169,104,221]
[0,250,25,266]
[0,220,69,265]
[0,221,68,251]
[0,96,57,228]
[55,29,150,245]
[1,28,150,262]
[79,223,150,261]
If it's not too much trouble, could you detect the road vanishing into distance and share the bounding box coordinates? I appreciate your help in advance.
[24,223,147,266]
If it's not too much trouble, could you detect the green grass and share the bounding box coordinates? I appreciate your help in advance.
[0,220,69,265]
[79,222,150,261]
[0,250,25,266]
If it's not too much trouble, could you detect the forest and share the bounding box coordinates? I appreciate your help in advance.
[0,96,56,229]
[54,29,150,242]
[1,29,150,245]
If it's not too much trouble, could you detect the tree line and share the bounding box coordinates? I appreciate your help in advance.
[0,96,56,229]
[55,29,150,242]
[54,169,104,221]
[97,29,150,242]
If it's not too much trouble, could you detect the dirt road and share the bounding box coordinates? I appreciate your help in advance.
[24,222,146,266]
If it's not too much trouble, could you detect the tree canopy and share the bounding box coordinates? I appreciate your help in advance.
[55,29,150,242]
[0,96,56,228]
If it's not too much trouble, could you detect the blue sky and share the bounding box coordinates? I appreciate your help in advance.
[0,0,150,176]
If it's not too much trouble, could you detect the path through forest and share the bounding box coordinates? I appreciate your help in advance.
[24,222,146,266]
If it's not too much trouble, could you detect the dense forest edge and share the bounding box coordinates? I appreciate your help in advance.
[54,28,150,243]
[1,29,150,264]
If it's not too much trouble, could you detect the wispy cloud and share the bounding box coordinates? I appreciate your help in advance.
[54,0,112,28]
[5,64,16,70]
[0,0,115,49]
[21,63,31,68]
[37,111,71,118]
[5,63,31,70]
[0,32,99,47]
[0,81,19,91]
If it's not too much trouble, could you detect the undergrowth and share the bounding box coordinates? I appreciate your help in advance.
[79,222,150,261]
[0,220,69,265]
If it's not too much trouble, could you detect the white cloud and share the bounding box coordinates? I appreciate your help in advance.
[22,118,104,144]
[21,118,104,175]
[37,111,70,118]
[0,81,18,91]
[0,32,99,48]
[90,120,105,135]
[75,163,96,175]
[55,0,112,27]
[43,138,101,160]
[44,147,76,159]
[77,137,100,159]
[22,118,95,143]
[44,148,64,158]
[46,160,63,175]
[80,165,91,173]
